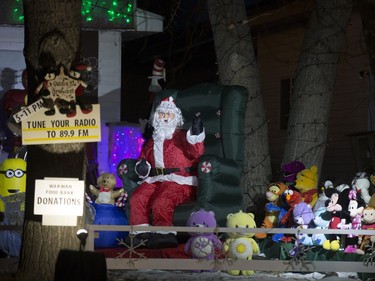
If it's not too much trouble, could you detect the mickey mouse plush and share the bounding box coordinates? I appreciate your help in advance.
[323,184,350,251]
[344,190,366,253]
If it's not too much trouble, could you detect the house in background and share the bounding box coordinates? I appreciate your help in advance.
[252,1,371,184]
[121,1,372,185]
[0,0,372,188]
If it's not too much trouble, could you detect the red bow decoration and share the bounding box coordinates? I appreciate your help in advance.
[100,187,110,192]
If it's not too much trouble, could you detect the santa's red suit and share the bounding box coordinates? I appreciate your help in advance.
[130,129,205,227]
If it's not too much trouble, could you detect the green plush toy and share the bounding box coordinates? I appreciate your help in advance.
[295,165,319,208]
[223,210,260,276]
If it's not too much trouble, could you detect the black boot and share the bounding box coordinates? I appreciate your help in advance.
[146,233,179,249]
[124,232,152,248]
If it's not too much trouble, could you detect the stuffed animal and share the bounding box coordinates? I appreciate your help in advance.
[0,158,27,258]
[307,206,330,246]
[184,209,222,263]
[295,165,319,208]
[223,210,259,276]
[35,66,73,116]
[256,182,288,239]
[369,193,375,208]
[344,190,366,253]
[292,202,315,247]
[356,206,375,254]
[280,189,302,227]
[89,173,124,204]
[313,180,334,212]
[351,172,372,205]
[322,184,350,251]
[296,205,331,247]
[67,63,93,117]
[293,202,314,227]
[281,160,305,190]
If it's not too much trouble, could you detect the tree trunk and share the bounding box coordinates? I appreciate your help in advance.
[207,0,272,210]
[356,0,375,130]
[18,1,85,280]
[282,0,353,172]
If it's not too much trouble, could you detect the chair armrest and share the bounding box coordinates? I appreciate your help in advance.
[116,159,141,195]
[196,155,243,226]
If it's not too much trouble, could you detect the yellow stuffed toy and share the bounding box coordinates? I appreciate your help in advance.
[223,210,259,276]
[295,165,319,208]
[0,158,27,218]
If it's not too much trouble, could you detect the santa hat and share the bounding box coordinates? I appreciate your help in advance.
[157,96,177,111]
[70,64,92,79]
[148,58,166,80]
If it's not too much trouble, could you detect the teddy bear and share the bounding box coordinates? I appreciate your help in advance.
[89,172,124,204]
[223,210,259,276]
[294,165,319,208]
[351,172,372,205]
[67,63,93,118]
[184,209,222,267]
[256,182,289,239]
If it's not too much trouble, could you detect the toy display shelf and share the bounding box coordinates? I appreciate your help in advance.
[86,225,375,275]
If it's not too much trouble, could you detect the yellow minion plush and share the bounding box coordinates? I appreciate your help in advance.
[0,158,27,213]
[295,165,319,208]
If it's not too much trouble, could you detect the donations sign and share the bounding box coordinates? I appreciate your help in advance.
[34,178,84,216]
[21,104,101,145]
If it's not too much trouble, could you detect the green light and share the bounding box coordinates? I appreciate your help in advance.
[10,0,134,26]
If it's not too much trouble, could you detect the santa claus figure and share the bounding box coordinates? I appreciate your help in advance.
[127,96,205,249]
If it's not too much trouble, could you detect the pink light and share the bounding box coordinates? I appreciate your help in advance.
[108,124,144,186]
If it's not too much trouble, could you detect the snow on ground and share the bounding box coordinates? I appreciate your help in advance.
[108,270,363,281]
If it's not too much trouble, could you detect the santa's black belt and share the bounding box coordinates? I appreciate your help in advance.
[150,167,197,176]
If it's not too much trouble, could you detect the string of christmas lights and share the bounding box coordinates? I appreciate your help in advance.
[9,0,134,26]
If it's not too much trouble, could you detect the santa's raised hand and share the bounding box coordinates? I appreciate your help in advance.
[191,113,204,135]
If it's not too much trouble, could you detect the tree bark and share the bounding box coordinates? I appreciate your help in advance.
[356,0,375,130]
[207,0,272,210]
[19,1,85,280]
[282,0,353,171]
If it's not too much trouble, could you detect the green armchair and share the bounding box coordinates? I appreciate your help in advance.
[117,82,248,226]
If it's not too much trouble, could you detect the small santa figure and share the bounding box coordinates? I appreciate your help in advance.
[148,58,166,103]
[127,96,205,249]
[140,58,167,142]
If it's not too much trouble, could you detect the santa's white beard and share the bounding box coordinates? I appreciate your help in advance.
[152,119,177,142]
